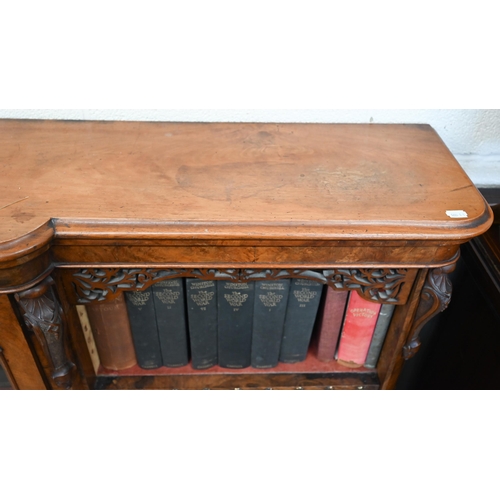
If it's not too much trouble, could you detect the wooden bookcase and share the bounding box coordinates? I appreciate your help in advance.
[0,120,493,390]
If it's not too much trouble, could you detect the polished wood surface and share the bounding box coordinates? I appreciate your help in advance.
[0,294,47,389]
[0,120,491,247]
[0,120,494,389]
[0,121,492,293]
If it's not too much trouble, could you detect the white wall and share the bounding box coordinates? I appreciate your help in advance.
[1,109,499,186]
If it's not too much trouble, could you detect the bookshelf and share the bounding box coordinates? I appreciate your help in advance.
[0,120,493,389]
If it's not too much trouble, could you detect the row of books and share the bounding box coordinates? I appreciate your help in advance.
[84,278,394,371]
[317,287,395,369]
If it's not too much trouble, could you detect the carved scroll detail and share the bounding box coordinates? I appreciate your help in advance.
[403,264,455,360]
[323,269,408,303]
[71,267,409,304]
[15,277,75,389]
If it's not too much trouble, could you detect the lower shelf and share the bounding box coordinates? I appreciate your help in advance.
[95,349,379,390]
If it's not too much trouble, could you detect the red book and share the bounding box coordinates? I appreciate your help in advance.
[337,293,382,367]
[315,288,349,362]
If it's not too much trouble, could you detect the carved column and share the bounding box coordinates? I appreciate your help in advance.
[403,263,455,360]
[15,276,75,389]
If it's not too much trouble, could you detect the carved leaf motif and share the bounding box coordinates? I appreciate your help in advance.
[71,267,409,304]
[323,269,407,303]
[15,278,75,389]
[403,265,455,360]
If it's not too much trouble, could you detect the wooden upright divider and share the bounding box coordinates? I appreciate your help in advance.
[0,295,46,390]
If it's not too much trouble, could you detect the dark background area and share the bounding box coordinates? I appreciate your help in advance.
[397,188,500,389]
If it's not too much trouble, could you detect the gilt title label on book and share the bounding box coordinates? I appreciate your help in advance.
[223,282,251,311]
[293,288,319,308]
[224,292,249,310]
[154,289,180,305]
[127,292,151,308]
[350,308,378,318]
[258,292,284,308]
[191,290,215,308]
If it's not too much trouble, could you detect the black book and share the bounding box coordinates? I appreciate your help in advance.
[152,279,189,368]
[217,281,255,369]
[251,280,290,368]
[186,279,218,369]
[279,279,324,363]
[124,290,162,369]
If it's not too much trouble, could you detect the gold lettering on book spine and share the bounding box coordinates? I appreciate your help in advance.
[154,289,180,305]
[258,292,284,307]
[293,288,318,303]
[127,291,151,307]
[191,291,215,307]
[224,292,249,308]
[350,308,377,318]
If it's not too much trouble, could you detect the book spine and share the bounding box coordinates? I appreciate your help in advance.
[152,279,189,368]
[76,305,101,374]
[315,287,349,362]
[279,279,323,363]
[217,281,255,369]
[251,280,290,368]
[124,290,162,369]
[186,279,218,370]
[364,304,396,369]
[85,295,138,370]
[337,293,382,367]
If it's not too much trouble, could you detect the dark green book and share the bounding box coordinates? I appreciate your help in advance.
[364,304,395,369]
[152,279,189,368]
[251,280,290,368]
[186,279,218,369]
[124,290,162,369]
[218,281,255,369]
[279,279,323,363]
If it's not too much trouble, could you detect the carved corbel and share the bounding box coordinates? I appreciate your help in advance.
[403,263,455,360]
[15,276,75,389]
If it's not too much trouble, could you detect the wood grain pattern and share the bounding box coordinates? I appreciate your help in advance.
[0,120,494,389]
[95,372,379,390]
[0,346,19,389]
[0,294,47,389]
[0,121,492,255]
[50,240,462,269]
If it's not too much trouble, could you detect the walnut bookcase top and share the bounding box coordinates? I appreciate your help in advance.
[0,120,494,389]
[0,120,491,240]
[0,120,493,292]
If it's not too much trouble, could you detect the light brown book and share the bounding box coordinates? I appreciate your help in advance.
[315,288,349,362]
[86,295,137,370]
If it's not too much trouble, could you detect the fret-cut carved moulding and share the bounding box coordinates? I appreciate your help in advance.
[69,267,416,305]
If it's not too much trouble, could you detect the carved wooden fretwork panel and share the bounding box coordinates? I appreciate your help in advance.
[15,277,75,389]
[403,264,455,360]
[70,267,410,305]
